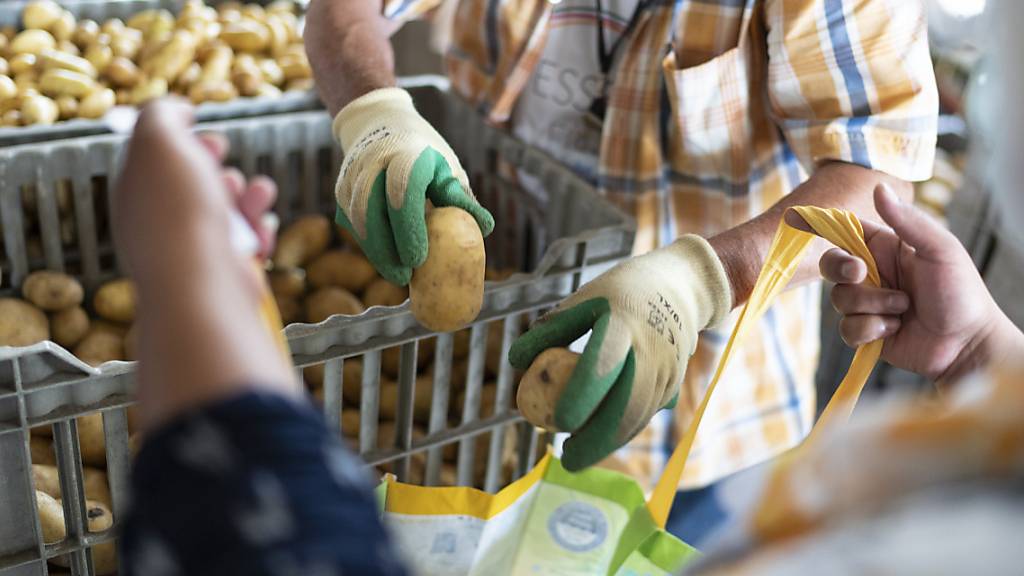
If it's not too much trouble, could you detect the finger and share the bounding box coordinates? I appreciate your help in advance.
[783,208,814,233]
[425,151,495,237]
[196,132,229,163]
[555,311,632,432]
[874,183,958,260]
[239,175,277,225]
[839,314,901,347]
[820,248,868,284]
[353,172,411,286]
[508,298,609,370]
[240,176,278,256]
[386,149,430,268]
[830,284,909,316]
[561,349,636,472]
[222,168,245,200]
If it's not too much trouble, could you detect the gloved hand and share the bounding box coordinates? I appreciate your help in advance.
[333,88,495,285]
[509,235,732,471]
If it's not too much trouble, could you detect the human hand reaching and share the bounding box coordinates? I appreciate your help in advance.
[786,184,1024,385]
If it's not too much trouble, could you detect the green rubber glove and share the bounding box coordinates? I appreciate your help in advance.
[509,235,733,471]
[333,88,494,286]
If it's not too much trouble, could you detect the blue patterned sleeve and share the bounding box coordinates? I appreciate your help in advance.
[121,391,408,576]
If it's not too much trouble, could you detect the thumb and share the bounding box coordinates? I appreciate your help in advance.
[874,183,957,259]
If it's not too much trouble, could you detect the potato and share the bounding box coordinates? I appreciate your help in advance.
[273,293,301,325]
[516,348,580,432]
[414,374,438,424]
[305,287,365,323]
[0,298,49,346]
[73,19,100,48]
[0,110,17,128]
[341,408,360,438]
[93,279,135,323]
[76,413,106,467]
[380,338,434,377]
[232,68,262,96]
[49,10,76,43]
[21,93,58,125]
[363,278,408,308]
[142,30,196,83]
[56,95,77,120]
[50,306,90,348]
[35,490,65,544]
[174,61,202,92]
[39,49,98,78]
[51,500,117,575]
[78,88,114,119]
[32,464,111,508]
[8,53,36,76]
[259,58,284,86]
[84,43,113,73]
[278,50,310,81]
[30,435,56,465]
[306,250,376,292]
[103,57,140,88]
[222,19,268,53]
[379,379,399,419]
[0,75,15,100]
[409,209,486,331]
[23,1,62,30]
[40,68,96,98]
[59,39,80,56]
[343,359,364,404]
[130,76,168,105]
[31,463,60,500]
[188,79,237,103]
[256,82,281,98]
[285,77,314,92]
[268,267,306,298]
[73,328,124,366]
[272,215,331,268]
[11,29,56,55]
[22,271,83,311]
[123,323,137,361]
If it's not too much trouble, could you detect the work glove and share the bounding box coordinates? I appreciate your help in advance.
[509,236,732,471]
[333,88,495,285]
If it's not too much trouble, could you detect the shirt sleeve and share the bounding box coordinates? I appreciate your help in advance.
[765,0,938,182]
[120,391,408,576]
[383,0,445,25]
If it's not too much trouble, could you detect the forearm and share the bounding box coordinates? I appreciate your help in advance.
[709,162,913,307]
[135,218,298,432]
[304,0,397,116]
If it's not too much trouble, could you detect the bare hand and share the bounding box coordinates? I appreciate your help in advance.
[787,184,1018,383]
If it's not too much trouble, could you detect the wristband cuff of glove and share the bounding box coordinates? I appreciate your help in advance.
[670,234,733,329]
[332,87,414,145]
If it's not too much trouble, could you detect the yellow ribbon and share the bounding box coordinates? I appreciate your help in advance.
[646,206,883,528]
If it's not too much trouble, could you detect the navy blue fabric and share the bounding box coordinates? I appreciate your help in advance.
[121,392,407,576]
[664,481,729,549]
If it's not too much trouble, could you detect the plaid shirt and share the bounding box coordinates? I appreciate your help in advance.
[385,0,938,490]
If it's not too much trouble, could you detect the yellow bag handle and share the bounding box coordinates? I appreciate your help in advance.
[646,206,883,528]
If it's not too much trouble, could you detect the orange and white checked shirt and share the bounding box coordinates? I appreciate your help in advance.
[384,0,938,490]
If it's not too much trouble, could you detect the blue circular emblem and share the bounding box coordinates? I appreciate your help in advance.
[547,502,608,552]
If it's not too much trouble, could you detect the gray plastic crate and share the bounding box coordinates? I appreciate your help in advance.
[0,80,635,575]
[0,0,316,146]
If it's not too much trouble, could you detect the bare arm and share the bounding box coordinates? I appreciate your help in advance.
[304,0,398,116]
[709,162,913,307]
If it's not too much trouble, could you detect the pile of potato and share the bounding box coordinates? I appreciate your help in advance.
[268,213,525,486]
[0,270,137,366]
[0,0,312,127]
[29,408,137,576]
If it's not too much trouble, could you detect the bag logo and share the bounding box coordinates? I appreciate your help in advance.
[548,502,608,552]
